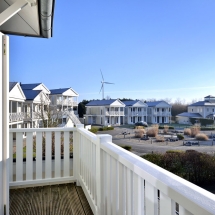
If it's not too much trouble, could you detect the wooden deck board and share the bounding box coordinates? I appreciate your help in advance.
[9,183,93,215]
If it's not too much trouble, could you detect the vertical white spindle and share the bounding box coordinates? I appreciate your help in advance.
[118,163,125,215]
[179,205,193,215]
[134,173,142,215]
[126,168,132,215]
[100,149,105,214]
[63,131,70,177]
[111,158,118,214]
[45,131,52,179]
[160,191,172,215]
[106,153,111,215]
[145,181,158,215]
[9,132,13,182]
[36,132,42,180]
[55,131,61,177]
[26,132,33,181]
[16,132,23,181]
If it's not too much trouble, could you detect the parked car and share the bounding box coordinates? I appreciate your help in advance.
[135,121,148,127]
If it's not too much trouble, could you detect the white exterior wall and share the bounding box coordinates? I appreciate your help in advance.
[188,105,215,118]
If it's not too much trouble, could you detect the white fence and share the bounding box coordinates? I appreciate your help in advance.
[9,126,215,215]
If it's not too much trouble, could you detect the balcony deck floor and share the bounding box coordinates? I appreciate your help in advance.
[9,183,93,215]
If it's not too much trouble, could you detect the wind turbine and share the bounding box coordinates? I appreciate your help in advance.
[99,70,114,99]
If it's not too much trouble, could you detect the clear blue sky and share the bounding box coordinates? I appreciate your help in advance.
[9,0,215,103]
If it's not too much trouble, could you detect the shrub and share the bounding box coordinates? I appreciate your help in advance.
[89,127,98,133]
[184,128,191,135]
[135,126,145,129]
[190,126,200,137]
[163,125,169,134]
[159,125,174,129]
[156,136,165,142]
[120,145,132,151]
[134,129,145,138]
[177,134,184,140]
[195,133,209,141]
[98,126,114,131]
[166,150,184,153]
[147,125,159,137]
[200,127,215,131]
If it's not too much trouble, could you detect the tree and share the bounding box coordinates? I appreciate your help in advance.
[78,100,89,118]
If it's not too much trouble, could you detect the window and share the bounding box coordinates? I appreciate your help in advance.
[157,108,159,112]
[131,117,132,122]
[107,117,109,123]
[192,109,193,112]
[207,108,209,112]
[162,108,164,112]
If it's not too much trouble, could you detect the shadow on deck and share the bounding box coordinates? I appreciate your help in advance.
[9,183,93,215]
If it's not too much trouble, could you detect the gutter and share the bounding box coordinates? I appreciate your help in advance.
[38,0,55,38]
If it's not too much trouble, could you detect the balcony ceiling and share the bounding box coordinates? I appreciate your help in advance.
[0,0,55,38]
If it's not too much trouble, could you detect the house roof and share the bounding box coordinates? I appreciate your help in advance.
[22,90,41,100]
[86,99,123,106]
[146,101,171,107]
[50,88,71,94]
[20,83,42,90]
[189,101,215,106]
[204,95,215,98]
[9,82,18,92]
[123,100,147,107]
[176,112,203,118]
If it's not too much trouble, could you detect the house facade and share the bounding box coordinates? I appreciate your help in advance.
[146,101,172,124]
[49,88,80,126]
[20,83,51,128]
[85,99,125,126]
[123,100,148,124]
[176,95,215,124]
[9,82,26,128]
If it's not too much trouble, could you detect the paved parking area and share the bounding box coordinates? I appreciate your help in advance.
[97,127,215,156]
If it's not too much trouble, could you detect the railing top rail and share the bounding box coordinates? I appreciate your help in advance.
[100,140,215,215]
[9,127,77,132]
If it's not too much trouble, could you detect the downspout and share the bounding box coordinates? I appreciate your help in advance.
[38,0,55,38]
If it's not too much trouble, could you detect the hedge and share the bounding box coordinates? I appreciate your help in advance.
[190,118,214,126]
[142,150,215,186]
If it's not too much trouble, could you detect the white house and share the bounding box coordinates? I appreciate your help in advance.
[9,82,26,128]
[123,100,148,124]
[49,88,81,126]
[85,99,125,126]
[176,95,215,124]
[146,101,172,124]
[20,83,51,128]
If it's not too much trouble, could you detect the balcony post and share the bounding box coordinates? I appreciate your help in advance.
[96,134,112,215]
[73,124,84,186]
[0,34,9,215]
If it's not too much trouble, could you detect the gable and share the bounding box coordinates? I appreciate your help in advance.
[34,92,50,104]
[33,83,50,94]
[62,88,79,97]
[9,83,26,102]
[110,100,125,107]
[154,101,171,108]
[132,101,148,107]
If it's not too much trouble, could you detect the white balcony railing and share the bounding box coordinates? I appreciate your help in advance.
[9,126,215,215]
[128,111,147,116]
[105,111,124,115]
[23,111,48,120]
[9,112,24,123]
[56,100,78,106]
